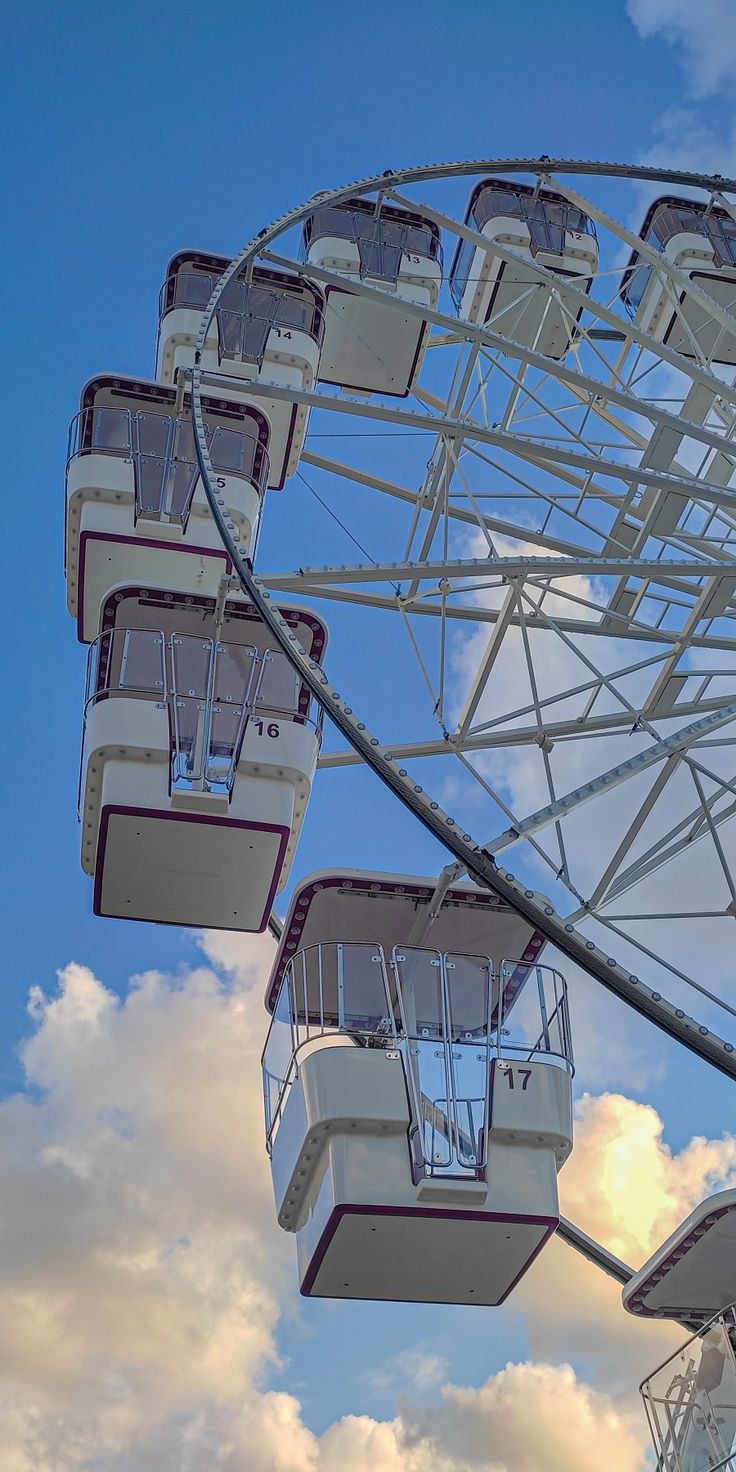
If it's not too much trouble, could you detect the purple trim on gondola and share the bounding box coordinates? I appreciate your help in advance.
[93,804,290,933]
[97,585,327,718]
[300,1201,558,1299]
[76,531,232,642]
[624,1202,735,1322]
[266,872,545,1011]
[302,197,442,256]
[465,177,590,214]
[267,399,299,491]
[159,250,326,323]
[621,194,736,281]
[77,375,270,445]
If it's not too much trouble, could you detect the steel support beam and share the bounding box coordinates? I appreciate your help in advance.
[193,159,736,1090]
[220,375,736,518]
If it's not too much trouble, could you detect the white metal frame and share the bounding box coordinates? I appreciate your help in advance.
[191,159,736,1081]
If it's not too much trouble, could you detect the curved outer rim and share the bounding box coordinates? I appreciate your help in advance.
[191,157,736,1080]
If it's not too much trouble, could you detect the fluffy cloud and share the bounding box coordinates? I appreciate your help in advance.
[447,530,680,911]
[319,1363,644,1472]
[0,937,301,1469]
[634,103,736,184]
[1,940,734,1469]
[407,1361,644,1472]
[627,0,736,98]
[516,1091,736,1393]
[564,1091,736,1261]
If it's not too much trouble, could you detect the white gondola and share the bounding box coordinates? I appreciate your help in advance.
[66,375,270,643]
[302,199,442,396]
[79,591,327,930]
[622,196,736,364]
[449,179,598,360]
[156,253,325,488]
[625,1192,736,1470]
[624,1189,736,1325]
[262,870,573,1304]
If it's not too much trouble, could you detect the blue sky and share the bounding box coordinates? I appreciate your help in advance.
[4,3,736,1466]
[0,0,712,1078]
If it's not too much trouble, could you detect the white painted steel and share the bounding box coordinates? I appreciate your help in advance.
[452,204,598,360]
[273,1040,568,1304]
[191,160,736,1084]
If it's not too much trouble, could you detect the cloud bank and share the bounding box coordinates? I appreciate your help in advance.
[627,0,736,99]
[0,934,734,1469]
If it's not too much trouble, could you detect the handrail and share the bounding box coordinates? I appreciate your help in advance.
[66,403,270,506]
[468,182,597,237]
[449,184,596,309]
[82,628,323,802]
[261,944,572,1156]
[158,267,326,350]
[303,204,443,288]
[641,1304,736,1471]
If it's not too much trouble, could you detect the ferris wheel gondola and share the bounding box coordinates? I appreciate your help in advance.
[156,251,325,487]
[65,374,270,641]
[262,870,570,1304]
[302,197,442,395]
[623,195,736,364]
[66,161,736,1349]
[79,592,327,929]
[449,177,599,358]
[625,1192,736,1470]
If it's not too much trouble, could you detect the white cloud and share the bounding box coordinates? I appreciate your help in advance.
[564,1090,736,1261]
[316,1365,645,1472]
[318,1362,645,1472]
[627,0,736,98]
[363,1346,448,1399]
[406,1361,645,1472]
[635,103,736,182]
[0,942,299,1469]
[2,943,735,1468]
[515,1091,736,1394]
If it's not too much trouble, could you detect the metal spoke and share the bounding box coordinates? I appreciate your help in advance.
[192,158,736,1095]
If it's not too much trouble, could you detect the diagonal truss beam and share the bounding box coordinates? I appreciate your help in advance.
[600,786,736,909]
[264,243,736,454]
[223,375,736,518]
[385,188,736,408]
[455,586,517,742]
[261,553,730,586]
[192,156,736,1093]
[483,702,736,856]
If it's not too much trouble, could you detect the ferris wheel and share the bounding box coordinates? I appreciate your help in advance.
[183,159,736,1070]
[66,159,736,1467]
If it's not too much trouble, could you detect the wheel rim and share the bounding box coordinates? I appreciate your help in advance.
[191,159,736,1073]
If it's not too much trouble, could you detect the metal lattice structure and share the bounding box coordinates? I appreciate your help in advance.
[189,159,736,1076]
